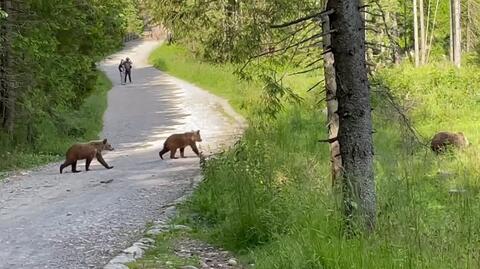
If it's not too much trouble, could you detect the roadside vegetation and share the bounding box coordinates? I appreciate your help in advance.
[0,1,143,175]
[128,230,200,269]
[0,72,111,174]
[150,44,480,268]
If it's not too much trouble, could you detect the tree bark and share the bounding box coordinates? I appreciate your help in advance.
[449,0,453,62]
[0,0,15,133]
[466,0,471,52]
[413,0,420,67]
[419,0,426,64]
[224,0,239,61]
[451,0,461,67]
[390,12,401,64]
[326,0,376,233]
[320,12,342,187]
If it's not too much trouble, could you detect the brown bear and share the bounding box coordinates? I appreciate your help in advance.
[430,131,469,153]
[159,130,202,159]
[60,138,114,174]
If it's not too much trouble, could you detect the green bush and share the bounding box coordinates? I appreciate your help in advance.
[0,72,111,173]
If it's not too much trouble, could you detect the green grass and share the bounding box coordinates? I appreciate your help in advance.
[151,44,480,268]
[0,71,111,175]
[150,44,261,117]
[149,44,322,119]
[127,230,200,269]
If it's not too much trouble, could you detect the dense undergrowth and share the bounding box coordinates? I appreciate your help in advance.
[0,72,111,174]
[150,44,480,268]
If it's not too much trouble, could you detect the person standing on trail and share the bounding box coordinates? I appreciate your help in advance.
[123,57,133,84]
[118,59,126,85]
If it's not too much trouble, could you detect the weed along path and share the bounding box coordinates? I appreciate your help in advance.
[0,40,245,269]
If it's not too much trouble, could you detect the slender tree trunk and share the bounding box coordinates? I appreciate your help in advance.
[0,0,16,133]
[0,1,7,126]
[326,0,376,233]
[391,12,401,64]
[449,0,454,62]
[320,12,342,187]
[426,0,440,63]
[413,0,420,67]
[419,0,426,64]
[451,0,461,67]
[224,0,238,61]
[466,0,471,52]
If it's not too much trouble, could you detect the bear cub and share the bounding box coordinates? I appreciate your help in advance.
[60,138,114,174]
[159,130,202,159]
[430,131,469,154]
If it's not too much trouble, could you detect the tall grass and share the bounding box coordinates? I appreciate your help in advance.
[151,44,480,268]
[0,71,111,174]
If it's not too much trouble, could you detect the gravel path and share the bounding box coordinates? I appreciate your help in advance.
[0,40,245,269]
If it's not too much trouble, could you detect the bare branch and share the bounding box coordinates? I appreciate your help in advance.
[319,137,338,143]
[288,65,323,76]
[271,13,322,29]
[307,79,325,92]
[270,9,334,29]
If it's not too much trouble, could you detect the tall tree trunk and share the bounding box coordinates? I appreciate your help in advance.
[451,0,461,67]
[466,0,471,52]
[413,0,420,67]
[326,0,376,233]
[320,12,342,187]
[224,0,238,61]
[391,12,401,64]
[0,0,16,133]
[449,0,454,62]
[419,0,426,64]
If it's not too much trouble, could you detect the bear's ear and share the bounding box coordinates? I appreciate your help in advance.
[103,138,108,144]
[197,130,200,134]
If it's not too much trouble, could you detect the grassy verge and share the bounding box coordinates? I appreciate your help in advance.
[0,71,111,176]
[128,230,200,269]
[150,44,480,268]
[149,44,260,117]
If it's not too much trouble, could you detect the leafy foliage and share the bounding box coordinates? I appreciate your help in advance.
[143,0,319,63]
[0,0,143,171]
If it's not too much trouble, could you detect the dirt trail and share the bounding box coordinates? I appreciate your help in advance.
[0,40,245,269]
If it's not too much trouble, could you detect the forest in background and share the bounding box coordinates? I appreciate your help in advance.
[0,0,143,172]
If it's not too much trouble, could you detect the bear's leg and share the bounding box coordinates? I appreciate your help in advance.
[72,161,81,173]
[180,147,186,158]
[159,146,169,160]
[190,143,201,157]
[96,153,113,169]
[85,157,93,171]
[170,147,178,159]
[60,160,72,174]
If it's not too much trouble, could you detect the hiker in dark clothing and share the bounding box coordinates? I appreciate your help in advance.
[118,59,125,85]
[123,57,133,83]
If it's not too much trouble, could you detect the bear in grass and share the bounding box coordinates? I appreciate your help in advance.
[430,131,469,154]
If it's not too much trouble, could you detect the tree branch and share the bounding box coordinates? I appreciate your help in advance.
[319,137,338,143]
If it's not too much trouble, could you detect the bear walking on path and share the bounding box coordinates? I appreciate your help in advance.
[159,130,202,159]
[60,139,114,174]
